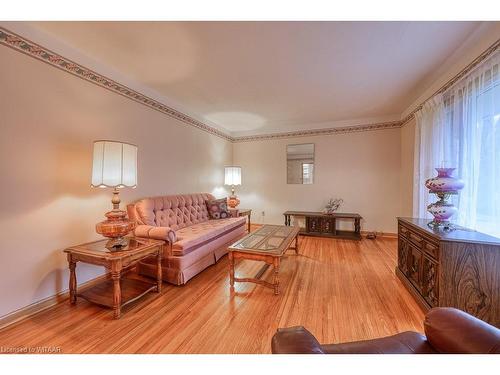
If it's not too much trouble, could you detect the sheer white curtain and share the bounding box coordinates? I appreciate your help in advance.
[414,51,500,237]
[413,94,446,218]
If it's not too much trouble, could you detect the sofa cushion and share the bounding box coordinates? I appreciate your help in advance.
[173,217,246,255]
[206,197,230,219]
[138,223,246,284]
[131,193,214,230]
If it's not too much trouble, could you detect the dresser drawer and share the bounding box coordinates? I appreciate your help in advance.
[399,224,409,238]
[423,241,439,260]
[408,231,424,248]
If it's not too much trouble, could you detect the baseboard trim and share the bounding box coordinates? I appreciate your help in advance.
[0,273,110,331]
[361,231,398,239]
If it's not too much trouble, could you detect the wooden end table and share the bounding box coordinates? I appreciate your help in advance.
[229,208,252,232]
[228,225,300,295]
[64,237,164,319]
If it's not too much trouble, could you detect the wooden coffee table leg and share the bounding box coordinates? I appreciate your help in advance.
[111,269,122,319]
[229,251,235,288]
[68,255,77,305]
[295,235,299,254]
[156,248,162,293]
[273,257,280,295]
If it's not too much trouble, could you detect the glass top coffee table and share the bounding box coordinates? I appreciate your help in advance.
[228,225,300,295]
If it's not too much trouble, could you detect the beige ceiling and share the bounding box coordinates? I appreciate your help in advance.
[30,21,481,136]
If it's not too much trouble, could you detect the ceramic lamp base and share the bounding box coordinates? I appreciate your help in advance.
[426,191,458,232]
[96,209,135,249]
[227,195,240,209]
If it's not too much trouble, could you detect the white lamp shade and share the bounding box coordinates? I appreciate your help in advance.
[224,166,242,186]
[91,140,137,188]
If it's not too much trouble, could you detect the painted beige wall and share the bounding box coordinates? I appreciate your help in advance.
[233,129,402,233]
[0,47,232,318]
[400,119,416,217]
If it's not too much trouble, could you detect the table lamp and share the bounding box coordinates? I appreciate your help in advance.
[91,140,137,248]
[224,166,242,209]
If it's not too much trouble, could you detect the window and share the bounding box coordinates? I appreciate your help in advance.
[302,163,314,184]
[415,52,500,238]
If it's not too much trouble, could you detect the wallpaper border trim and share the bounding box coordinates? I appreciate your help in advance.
[0,27,233,142]
[232,121,402,142]
[400,38,500,127]
[1,26,498,141]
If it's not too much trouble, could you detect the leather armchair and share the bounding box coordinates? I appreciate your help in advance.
[271,308,500,354]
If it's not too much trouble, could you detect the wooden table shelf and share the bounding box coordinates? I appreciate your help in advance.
[78,277,157,309]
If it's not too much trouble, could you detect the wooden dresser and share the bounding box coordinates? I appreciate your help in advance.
[397,217,500,327]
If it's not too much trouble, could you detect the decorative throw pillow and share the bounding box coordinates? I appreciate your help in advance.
[206,198,230,219]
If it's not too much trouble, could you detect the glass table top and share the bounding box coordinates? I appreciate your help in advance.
[65,237,162,256]
[230,225,298,254]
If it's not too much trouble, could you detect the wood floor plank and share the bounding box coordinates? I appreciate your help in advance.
[0,232,425,353]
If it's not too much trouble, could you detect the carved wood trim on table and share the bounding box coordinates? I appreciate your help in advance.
[284,211,362,240]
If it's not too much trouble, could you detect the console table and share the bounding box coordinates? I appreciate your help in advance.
[283,211,362,240]
[397,217,500,327]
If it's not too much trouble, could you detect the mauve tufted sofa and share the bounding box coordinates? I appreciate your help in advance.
[127,193,247,285]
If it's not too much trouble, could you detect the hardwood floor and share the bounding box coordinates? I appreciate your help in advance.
[0,233,425,353]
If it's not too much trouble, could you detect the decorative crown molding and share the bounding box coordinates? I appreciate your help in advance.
[0,27,234,142]
[232,121,403,142]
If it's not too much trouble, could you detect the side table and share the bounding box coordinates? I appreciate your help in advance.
[64,237,164,319]
[230,208,252,232]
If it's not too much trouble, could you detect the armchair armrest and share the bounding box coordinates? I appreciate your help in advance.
[424,307,500,354]
[134,225,177,244]
[271,326,325,354]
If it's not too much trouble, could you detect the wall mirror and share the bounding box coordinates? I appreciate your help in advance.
[286,143,315,184]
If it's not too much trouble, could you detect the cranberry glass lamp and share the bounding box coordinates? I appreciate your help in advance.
[425,167,464,230]
[224,166,242,209]
[91,140,137,248]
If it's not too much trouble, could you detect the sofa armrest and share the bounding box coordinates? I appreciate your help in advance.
[424,307,500,354]
[271,326,325,354]
[134,225,177,244]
